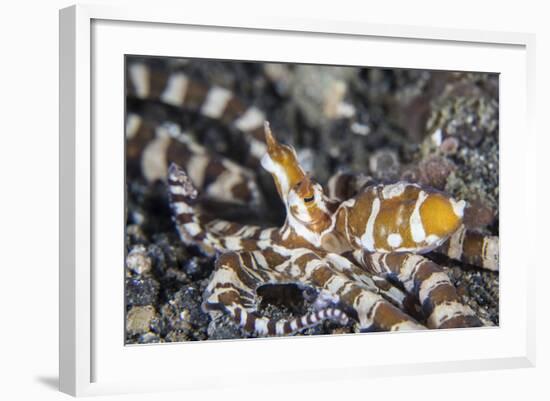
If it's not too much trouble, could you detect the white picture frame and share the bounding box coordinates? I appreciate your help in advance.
[59,4,536,397]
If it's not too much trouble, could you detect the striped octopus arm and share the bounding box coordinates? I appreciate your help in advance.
[167,163,272,256]
[288,250,425,332]
[324,252,421,320]
[436,225,499,271]
[126,62,267,168]
[352,251,483,329]
[126,113,262,207]
[203,251,349,336]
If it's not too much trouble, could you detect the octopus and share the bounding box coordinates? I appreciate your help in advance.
[126,59,499,338]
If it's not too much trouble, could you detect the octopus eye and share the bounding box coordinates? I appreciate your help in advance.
[304,195,314,203]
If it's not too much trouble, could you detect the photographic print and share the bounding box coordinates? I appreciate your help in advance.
[125,56,499,344]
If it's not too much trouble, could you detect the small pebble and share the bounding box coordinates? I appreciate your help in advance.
[418,156,455,189]
[126,224,147,245]
[127,305,156,335]
[139,332,161,343]
[369,149,400,181]
[440,136,460,155]
[126,245,152,275]
[463,200,495,229]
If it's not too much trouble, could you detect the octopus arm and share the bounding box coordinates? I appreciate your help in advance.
[288,250,425,331]
[436,225,499,271]
[168,163,275,256]
[351,250,484,329]
[203,251,349,336]
[127,61,268,168]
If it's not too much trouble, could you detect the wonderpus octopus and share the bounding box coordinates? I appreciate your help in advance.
[126,60,499,338]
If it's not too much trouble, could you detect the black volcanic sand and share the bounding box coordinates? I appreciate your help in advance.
[125,57,499,343]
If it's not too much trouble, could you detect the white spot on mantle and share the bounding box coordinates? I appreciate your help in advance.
[387,233,403,248]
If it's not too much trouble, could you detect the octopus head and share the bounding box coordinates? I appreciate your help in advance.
[287,175,332,233]
[260,122,333,239]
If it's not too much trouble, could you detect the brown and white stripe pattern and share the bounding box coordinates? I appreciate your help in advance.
[169,163,303,255]
[126,62,268,167]
[323,252,412,314]
[170,163,425,332]
[163,109,496,335]
[290,250,425,331]
[353,251,483,329]
[127,114,262,206]
[204,248,424,334]
[335,182,466,254]
[203,251,350,336]
[327,173,498,273]
[436,225,499,271]
[169,164,490,333]
[168,163,273,255]
[168,163,218,256]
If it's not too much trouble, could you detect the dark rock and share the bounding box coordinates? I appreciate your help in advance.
[369,149,400,181]
[417,156,456,190]
[463,199,496,229]
[126,224,148,245]
[208,315,245,340]
[182,257,209,280]
[159,284,211,341]
[126,277,159,306]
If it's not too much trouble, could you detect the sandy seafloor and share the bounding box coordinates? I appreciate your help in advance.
[124,56,499,343]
